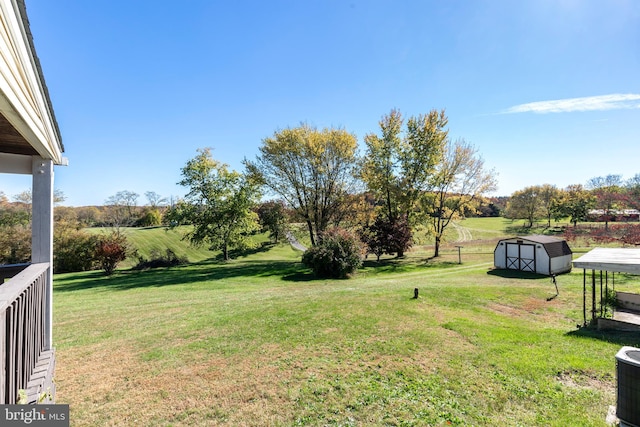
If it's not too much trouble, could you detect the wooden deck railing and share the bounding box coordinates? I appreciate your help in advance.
[0,263,55,404]
[0,263,30,283]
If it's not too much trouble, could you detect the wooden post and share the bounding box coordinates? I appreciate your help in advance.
[455,246,463,264]
[591,269,596,324]
[605,271,609,317]
[413,288,419,299]
[600,270,603,317]
[582,269,586,326]
[32,157,54,350]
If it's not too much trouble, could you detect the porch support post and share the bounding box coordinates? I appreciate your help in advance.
[582,269,586,326]
[31,157,53,350]
[591,269,596,324]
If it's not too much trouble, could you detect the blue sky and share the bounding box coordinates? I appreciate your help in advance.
[4,0,639,206]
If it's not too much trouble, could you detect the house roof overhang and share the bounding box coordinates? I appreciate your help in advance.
[572,247,640,274]
[0,0,64,168]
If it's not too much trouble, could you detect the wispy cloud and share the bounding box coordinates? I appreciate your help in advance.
[503,94,640,114]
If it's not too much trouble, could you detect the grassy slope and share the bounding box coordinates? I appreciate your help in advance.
[87,226,220,267]
[53,219,629,426]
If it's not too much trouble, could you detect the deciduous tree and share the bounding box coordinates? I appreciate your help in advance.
[174,148,261,261]
[538,184,560,228]
[256,200,288,244]
[361,109,447,223]
[505,186,543,228]
[145,191,167,208]
[551,184,595,227]
[360,214,412,261]
[587,174,624,230]
[105,190,140,227]
[420,139,497,257]
[360,109,448,256]
[625,174,640,210]
[246,124,358,246]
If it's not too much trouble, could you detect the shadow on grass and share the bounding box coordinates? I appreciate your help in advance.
[54,258,309,292]
[211,242,275,261]
[362,258,411,273]
[487,269,549,280]
[361,257,460,275]
[281,271,318,281]
[566,327,640,348]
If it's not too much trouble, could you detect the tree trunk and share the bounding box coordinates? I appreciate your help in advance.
[306,220,315,246]
[434,234,441,258]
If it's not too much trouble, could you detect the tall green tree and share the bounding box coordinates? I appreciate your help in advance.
[361,109,447,223]
[256,200,288,244]
[551,184,595,227]
[420,139,497,257]
[174,148,261,261]
[538,184,560,228]
[506,186,543,228]
[505,184,560,228]
[246,124,358,246]
[361,109,448,256]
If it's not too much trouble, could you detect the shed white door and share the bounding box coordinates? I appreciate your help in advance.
[506,243,535,272]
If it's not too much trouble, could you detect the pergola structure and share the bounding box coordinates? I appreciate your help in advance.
[0,0,65,404]
[573,248,640,329]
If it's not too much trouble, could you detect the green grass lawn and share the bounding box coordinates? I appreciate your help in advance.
[52,225,639,426]
[86,226,222,268]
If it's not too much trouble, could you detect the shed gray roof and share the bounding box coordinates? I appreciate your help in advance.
[573,248,640,274]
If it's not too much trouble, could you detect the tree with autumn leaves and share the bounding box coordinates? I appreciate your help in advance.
[360,109,496,258]
[177,110,495,268]
[246,124,359,247]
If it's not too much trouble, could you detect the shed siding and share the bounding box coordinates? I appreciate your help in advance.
[550,255,572,275]
[535,245,550,275]
[494,243,506,269]
[493,235,572,276]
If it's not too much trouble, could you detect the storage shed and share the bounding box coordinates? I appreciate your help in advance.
[494,235,573,276]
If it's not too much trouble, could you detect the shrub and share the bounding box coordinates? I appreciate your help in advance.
[135,209,163,227]
[54,224,98,273]
[0,224,30,264]
[133,249,188,270]
[302,227,362,279]
[94,232,129,275]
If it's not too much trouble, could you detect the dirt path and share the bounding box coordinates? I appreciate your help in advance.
[285,231,306,251]
[452,222,473,242]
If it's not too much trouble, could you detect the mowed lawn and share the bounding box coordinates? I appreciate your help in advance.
[53,223,640,426]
